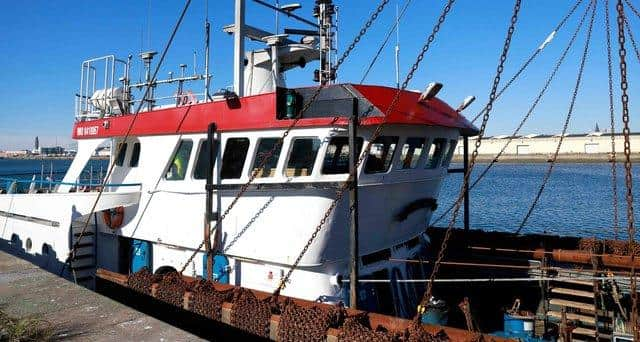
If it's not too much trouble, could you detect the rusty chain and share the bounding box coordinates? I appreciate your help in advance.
[624,0,640,18]
[431,0,592,227]
[517,1,597,234]
[178,0,392,274]
[606,0,620,239]
[469,0,585,124]
[615,0,637,338]
[625,18,640,62]
[273,0,457,299]
[420,0,522,315]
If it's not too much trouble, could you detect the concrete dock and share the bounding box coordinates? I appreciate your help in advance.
[0,250,204,341]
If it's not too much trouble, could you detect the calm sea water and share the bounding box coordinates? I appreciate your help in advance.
[436,162,640,240]
[0,159,637,239]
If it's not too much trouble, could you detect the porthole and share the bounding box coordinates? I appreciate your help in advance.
[26,238,33,252]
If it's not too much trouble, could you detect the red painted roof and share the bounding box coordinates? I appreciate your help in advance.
[72,84,478,139]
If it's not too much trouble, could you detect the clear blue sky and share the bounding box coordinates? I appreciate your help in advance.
[0,0,637,150]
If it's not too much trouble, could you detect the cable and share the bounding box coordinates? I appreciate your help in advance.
[517,0,597,234]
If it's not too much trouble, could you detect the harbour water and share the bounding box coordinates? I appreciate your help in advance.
[1,159,637,239]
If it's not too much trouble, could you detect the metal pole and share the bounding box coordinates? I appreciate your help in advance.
[463,136,470,231]
[349,98,359,309]
[204,19,211,101]
[234,0,245,97]
[205,123,217,280]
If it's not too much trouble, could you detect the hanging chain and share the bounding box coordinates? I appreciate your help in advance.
[625,18,640,62]
[419,0,522,316]
[624,0,640,18]
[517,1,597,234]
[606,0,620,239]
[470,0,585,123]
[273,0,457,298]
[431,0,592,227]
[615,0,637,338]
[178,0,392,274]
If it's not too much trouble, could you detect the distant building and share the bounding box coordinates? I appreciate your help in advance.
[457,132,640,155]
[40,146,65,156]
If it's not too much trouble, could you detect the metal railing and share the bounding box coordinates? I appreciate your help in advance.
[0,177,141,194]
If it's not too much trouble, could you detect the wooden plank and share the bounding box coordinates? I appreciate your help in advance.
[552,278,593,286]
[547,311,596,325]
[551,287,594,298]
[549,298,595,312]
[571,327,596,336]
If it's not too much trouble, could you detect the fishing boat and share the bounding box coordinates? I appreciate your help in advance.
[0,0,476,319]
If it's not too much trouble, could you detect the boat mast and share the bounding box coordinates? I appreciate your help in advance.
[314,0,336,85]
[204,0,211,101]
[233,0,246,97]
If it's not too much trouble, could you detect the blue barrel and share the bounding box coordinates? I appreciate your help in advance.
[503,313,534,336]
[202,253,230,284]
[130,239,152,273]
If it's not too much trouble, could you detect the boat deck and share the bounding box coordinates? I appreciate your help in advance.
[0,250,203,341]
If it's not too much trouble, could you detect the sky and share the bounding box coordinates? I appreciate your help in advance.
[0,0,638,150]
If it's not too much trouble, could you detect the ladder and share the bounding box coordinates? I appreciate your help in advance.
[70,218,98,289]
[547,270,613,342]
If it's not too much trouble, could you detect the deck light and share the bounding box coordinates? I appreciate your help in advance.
[419,82,443,102]
[281,3,302,12]
[457,96,476,112]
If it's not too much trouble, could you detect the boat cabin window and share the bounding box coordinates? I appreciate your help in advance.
[221,138,250,179]
[400,137,425,169]
[426,138,447,169]
[442,139,458,168]
[115,143,128,167]
[322,137,363,175]
[252,138,283,178]
[193,140,215,180]
[286,138,321,177]
[364,136,398,174]
[129,142,141,167]
[165,140,193,180]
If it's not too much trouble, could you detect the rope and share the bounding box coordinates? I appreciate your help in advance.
[516,1,597,234]
[431,0,592,228]
[359,0,413,84]
[419,0,523,320]
[177,0,393,274]
[469,0,586,123]
[62,0,193,281]
[606,0,620,239]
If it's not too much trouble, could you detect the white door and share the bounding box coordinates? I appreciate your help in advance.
[516,145,530,155]
[584,143,599,154]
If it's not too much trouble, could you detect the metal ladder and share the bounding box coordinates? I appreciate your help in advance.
[70,218,98,289]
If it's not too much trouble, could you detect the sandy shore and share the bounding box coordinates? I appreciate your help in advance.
[453,153,640,163]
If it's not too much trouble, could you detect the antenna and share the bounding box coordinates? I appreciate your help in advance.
[395,1,400,89]
[204,0,211,101]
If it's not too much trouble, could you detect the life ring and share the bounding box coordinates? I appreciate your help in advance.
[103,206,125,229]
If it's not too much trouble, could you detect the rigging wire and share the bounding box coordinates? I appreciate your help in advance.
[606,0,620,239]
[62,0,194,281]
[431,0,593,228]
[420,0,523,318]
[516,0,597,234]
[177,0,393,274]
[469,0,586,124]
[359,0,413,84]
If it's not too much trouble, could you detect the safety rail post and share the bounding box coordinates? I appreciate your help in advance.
[349,97,359,309]
[463,136,470,231]
[205,123,218,280]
